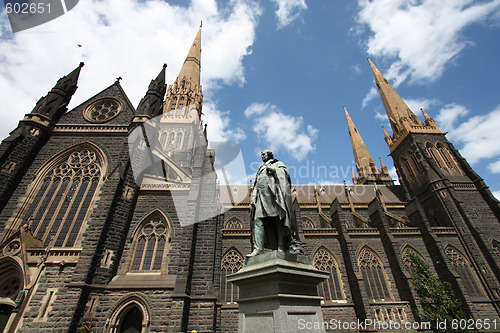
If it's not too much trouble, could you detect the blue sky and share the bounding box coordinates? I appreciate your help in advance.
[1,0,500,197]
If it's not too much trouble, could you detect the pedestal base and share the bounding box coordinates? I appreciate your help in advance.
[228,251,329,333]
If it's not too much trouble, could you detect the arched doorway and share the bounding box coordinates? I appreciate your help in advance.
[0,304,14,332]
[118,306,143,333]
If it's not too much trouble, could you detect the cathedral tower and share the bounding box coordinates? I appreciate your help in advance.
[369,58,500,317]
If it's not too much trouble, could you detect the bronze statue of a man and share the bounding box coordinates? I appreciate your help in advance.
[247,150,303,257]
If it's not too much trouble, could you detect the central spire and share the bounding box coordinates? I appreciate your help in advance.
[177,27,201,89]
[163,28,203,119]
[368,58,442,152]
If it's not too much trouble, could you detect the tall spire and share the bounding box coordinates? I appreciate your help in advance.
[31,62,84,120]
[136,64,167,118]
[177,27,201,89]
[367,58,441,151]
[344,106,393,185]
[163,28,203,119]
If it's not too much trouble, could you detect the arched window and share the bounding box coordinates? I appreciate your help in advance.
[401,245,424,275]
[399,155,416,182]
[445,246,485,298]
[225,218,243,229]
[23,146,104,247]
[159,132,168,149]
[302,218,315,229]
[168,132,175,149]
[358,247,392,301]
[170,97,177,111]
[220,249,243,303]
[436,142,461,173]
[425,142,445,169]
[176,133,183,149]
[178,97,185,115]
[130,211,171,272]
[312,247,344,301]
[117,306,142,333]
[408,150,423,176]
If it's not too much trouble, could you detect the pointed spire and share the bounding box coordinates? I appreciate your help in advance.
[367,58,423,135]
[379,157,389,175]
[351,168,358,185]
[31,62,84,120]
[382,126,393,145]
[421,108,440,130]
[136,64,167,117]
[344,106,380,181]
[177,28,201,89]
[163,28,203,119]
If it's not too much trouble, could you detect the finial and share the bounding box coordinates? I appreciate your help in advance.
[200,20,202,28]
[79,62,84,67]
[163,63,167,69]
[116,76,122,83]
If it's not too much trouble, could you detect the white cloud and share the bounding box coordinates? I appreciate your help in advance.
[439,104,500,164]
[0,0,262,140]
[271,0,307,29]
[492,190,500,200]
[362,86,378,108]
[244,102,317,161]
[435,103,470,132]
[356,0,500,84]
[404,98,437,118]
[202,102,246,143]
[488,159,500,174]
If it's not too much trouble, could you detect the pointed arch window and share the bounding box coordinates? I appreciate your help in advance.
[399,155,416,182]
[425,142,445,169]
[160,132,168,149]
[445,246,485,298]
[23,147,104,247]
[358,247,392,301]
[167,132,175,148]
[176,132,183,149]
[170,97,177,111]
[436,142,461,173]
[224,218,243,229]
[130,212,171,272]
[177,97,185,114]
[220,249,243,303]
[312,247,344,301]
[401,245,424,275]
[408,150,423,176]
[302,218,315,229]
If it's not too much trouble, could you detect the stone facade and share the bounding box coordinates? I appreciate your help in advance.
[1,30,500,333]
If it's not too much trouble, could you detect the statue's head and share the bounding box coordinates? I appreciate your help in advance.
[261,149,274,162]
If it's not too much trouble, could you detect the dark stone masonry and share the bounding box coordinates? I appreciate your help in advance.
[1,29,500,332]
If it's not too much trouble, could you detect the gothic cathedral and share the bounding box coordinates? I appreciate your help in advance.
[1,28,500,332]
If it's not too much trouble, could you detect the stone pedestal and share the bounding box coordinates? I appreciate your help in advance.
[227,251,329,333]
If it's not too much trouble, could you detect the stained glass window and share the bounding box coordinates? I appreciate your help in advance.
[24,148,102,247]
[130,213,171,272]
[445,246,485,298]
[312,247,344,301]
[358,247,392,301]
[220,249,243,303]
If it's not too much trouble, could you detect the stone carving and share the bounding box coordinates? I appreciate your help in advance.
[247,150,302,257]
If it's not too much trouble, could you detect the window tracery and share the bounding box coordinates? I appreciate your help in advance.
[302,218,315,229]
[399,155,416,182]
[24,148,103,247]
[445,246,485,298]
[426,142,445,169]
[130,213,171,272]
[225,219,243,229]
[312,247,344,301]
[220,249,243,303]
[358,247,392,301]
